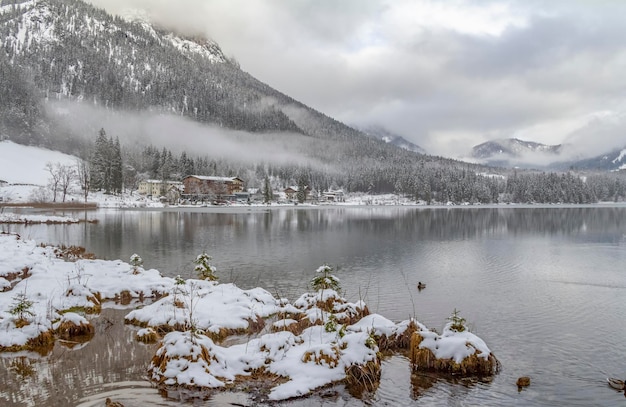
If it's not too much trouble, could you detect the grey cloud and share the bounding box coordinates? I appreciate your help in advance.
[84,0,626,159]
[45,101,326,168]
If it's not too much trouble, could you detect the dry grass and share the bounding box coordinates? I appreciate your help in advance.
[115,290,133,305]
[233,367,288,389]
[150,338,217,386]
[125,319,189,335]
[14,318,30,328]
[345,359,381,398]
[1,267,31,292]
[2,266,31,282]
[128,315,268,344]
[61,301,101,315]
[246,316,266,334]
[52,245,96,260]
[26,330,55,355]
[136,328,159,343]
[409,332,500,376]
[270,319,301,335]
[339,305,370,326]
[56,319,95,340]
[302,345,342,368]
[375,320,418,351]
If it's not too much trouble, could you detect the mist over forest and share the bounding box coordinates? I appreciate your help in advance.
[1,0,626,203]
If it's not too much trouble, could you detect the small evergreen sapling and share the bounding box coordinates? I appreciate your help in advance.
[194,252,218,281]
[9,291,35,328]
[130,253,143,274]
[173,275,186,308]
[311,264,341,292]
[447,308,467,332]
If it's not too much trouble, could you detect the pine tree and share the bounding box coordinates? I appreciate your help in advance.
[263,174,273,203]
[90,128,109,192]
[90,129,123,194]
[111,137,123,193]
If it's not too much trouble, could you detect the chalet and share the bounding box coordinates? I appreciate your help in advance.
[284,185,311,201]
[165,184,183,204]
[322,190,345,202]
[138,180,184,197]
[182,175,244,201]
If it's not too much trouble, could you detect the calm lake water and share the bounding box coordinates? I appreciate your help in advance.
[2,205,626,406]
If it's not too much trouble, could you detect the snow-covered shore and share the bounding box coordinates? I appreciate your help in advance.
[0,232,499,401]
[0,213,81,224]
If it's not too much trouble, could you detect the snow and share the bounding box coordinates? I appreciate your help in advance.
[52,312,88,330]
[612,149,626,164]
[0,141,429,207]
[418,322,492,363]
[124,280,281,334]
[165,34,226,64]
[0,141,78,185]
[150,325,377,401]
[0,233,172,348]
[0,213,79,224]
[0,232,495,400]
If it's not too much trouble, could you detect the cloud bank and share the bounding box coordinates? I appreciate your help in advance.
[85,0,626,159]
[45,100,324,168]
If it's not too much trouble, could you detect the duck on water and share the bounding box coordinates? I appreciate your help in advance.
[607,377,625,391]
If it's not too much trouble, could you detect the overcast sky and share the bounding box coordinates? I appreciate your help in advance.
[85,0,626,158]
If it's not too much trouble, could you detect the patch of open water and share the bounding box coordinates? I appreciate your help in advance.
[2,205,626,405]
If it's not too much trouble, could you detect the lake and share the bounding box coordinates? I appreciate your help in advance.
[2,205,626,406]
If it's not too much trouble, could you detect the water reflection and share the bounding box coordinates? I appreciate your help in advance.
[2,206,626,406]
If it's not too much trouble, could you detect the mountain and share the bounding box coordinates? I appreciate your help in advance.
[472,138,562,159]
[3,0,626,205]
[564,148,626,171]
[0,0,300,143]
[357,125,425,154]
[2,0,493,196]
[0,140,76,184]
[470,136,626,171]
[470,138,563,168]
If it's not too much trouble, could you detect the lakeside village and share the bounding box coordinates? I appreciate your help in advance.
[0,231,503,402]
[136,175,344,207]
[0,171,443,211]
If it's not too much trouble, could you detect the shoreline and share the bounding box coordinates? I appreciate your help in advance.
[0,202,98,209]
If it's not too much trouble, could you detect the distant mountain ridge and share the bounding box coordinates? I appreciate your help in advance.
[2,0,626,206]
[470,137,626,171]
[2,0,497,198]
[0,0,304,141]
[357,125,425,154]
[564,148,626,171]
[472,138,562,159]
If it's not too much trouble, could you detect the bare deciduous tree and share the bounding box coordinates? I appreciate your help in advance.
[45,162,61,202]
[58,164,75,202]
[47,162,76,202]
[76,159,91,203]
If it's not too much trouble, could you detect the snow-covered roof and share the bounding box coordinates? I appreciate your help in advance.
[141,179,183,184]
[184,175,242,182]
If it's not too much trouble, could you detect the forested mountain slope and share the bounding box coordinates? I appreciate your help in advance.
[1,0,625,203]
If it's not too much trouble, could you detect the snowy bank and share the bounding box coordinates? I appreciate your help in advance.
[0,232,499,401]
[0,213,80,224]
[0,233,172,353]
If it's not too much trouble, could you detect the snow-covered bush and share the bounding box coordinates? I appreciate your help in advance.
[310,264,340,292]
[194,252,218,281]
[130,253,143,274]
